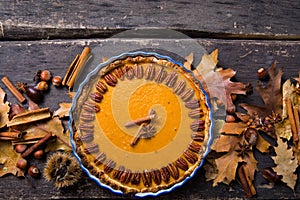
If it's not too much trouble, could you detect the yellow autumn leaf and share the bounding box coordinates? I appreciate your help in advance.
[255,134,270,153]
[275,119,292,140]
[0,87,10,128]
[53,102,72,118]
[0,140,24,177]
[219,122,248,135]
[272,138,298,191]
[213,150,243,186]
[45,117,71,152]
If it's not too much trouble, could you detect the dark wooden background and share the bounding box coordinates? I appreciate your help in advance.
[0,1,299,199]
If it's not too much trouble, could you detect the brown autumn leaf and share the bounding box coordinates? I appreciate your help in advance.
[211,133,258,187]
[0,140,24,177]
[213,150,243,186]
[256,134,270,153]
[190,49,252,114]
[211,134,242,153]
[0,87,10,128]
[45,117,71,152]
[53,102,72,118]
[272,138,298,191]
[219,122,248,135]
[240,61,283,118]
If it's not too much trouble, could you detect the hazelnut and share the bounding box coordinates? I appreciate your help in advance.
[15,144,27,153]
[28,166,40,178]
[257,67,268,80]
[16,158,27,169]
[33,149,44,159]
[226,115,236,123]
[40,70,52,82]
[36,81,49,91]
[52,76,62,87]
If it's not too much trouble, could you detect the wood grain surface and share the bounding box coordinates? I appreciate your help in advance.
[0,38,299,199]
[0,0,300,40]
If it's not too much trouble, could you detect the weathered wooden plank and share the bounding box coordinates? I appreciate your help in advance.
[0,39,299,199]
[0,0,300,40]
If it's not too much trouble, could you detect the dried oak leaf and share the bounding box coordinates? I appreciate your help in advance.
[0,87,10,128]
[0,140,24,177]
[240,61,283,118]
[53,102,72,118]
[211,135,258,186]
[45,117,71,152]
[272,138,298,191]
[189,49,252,113]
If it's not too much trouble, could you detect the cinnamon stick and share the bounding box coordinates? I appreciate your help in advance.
[66,47,91,88]
[1,76,26,103]
[285,98,298,142]
[7,108,51,127]
[125,114,156,127]
[62,54,80,86]
[130,123,146,146]
[0,131,24,138]
[238,164,256,198]
[294,106,299,137]
[21,132,52,158]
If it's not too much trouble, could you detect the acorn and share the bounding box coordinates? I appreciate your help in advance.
[244,127,258,145]
[257,67,268,80]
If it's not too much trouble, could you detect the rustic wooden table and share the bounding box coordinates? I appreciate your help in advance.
[0,1,299,199]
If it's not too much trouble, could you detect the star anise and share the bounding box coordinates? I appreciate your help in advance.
[140,124,156,139]
[235,141,252,158]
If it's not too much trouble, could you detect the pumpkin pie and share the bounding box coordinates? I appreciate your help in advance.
[70,52,212,196]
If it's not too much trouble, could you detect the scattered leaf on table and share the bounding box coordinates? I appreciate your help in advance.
[53,103,72,118]
[45,117,71,152]
[240,62,282,118]
[272,138,298,190]
[0,87,10,128]
[0,140,24,177]
[192,49,252,113]
[219,122,248,135]
[213,150,243,186]
[203,157,218,182]
[255,134,270,153]
[211,134,243,153]
[282,79,295,119]
[275,119,292,140]
[67,91,76,100]
[28,99,40,111]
